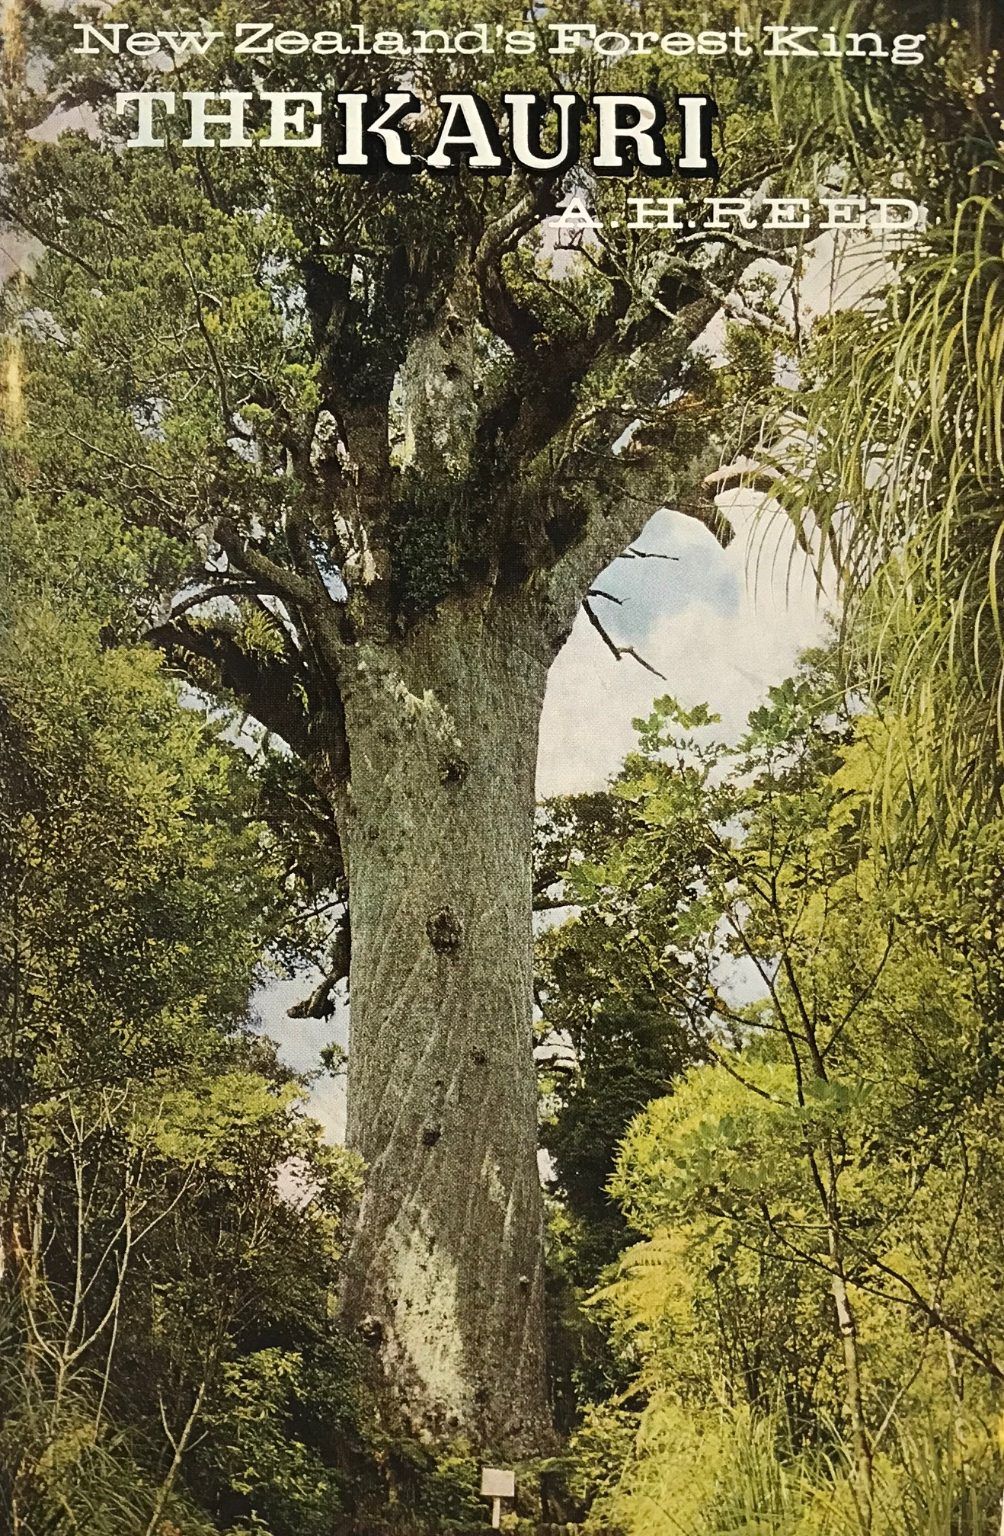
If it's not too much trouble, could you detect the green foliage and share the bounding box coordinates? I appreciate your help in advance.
[773,150,1004,828]
[387,482,495,620]
[578,1397,1003,1536]
[547,653,1004,1528]
[205,1349,347,1536]
[0,506,372,1534]
[537,750,721,1280]
[408,1447,485,1531]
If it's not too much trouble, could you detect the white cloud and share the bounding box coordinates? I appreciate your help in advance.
[536,494,830,797]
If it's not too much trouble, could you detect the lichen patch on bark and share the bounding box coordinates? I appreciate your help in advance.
[383,1213,471,1433]
[480,1150,508,1215]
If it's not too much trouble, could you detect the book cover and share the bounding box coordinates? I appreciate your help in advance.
[1,2,1003,1531]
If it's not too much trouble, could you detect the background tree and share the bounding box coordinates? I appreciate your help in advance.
[552,668,1004,1533]
[535,785,707,1284]
[0,497,369,1535]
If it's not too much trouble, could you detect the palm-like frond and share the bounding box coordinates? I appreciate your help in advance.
[777,159,1004,829]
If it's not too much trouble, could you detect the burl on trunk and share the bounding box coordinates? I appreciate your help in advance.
[336,598,553,1452]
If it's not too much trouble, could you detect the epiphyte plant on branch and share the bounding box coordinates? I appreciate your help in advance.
[0,0,944,1452]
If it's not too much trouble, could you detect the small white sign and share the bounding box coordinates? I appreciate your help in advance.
[481,1466,515,1527]
[481,1468,515,1499]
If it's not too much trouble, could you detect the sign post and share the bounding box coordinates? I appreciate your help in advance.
[480,1467,515,1529]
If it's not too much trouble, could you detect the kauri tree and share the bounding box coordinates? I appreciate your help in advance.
[1,0,945,1449]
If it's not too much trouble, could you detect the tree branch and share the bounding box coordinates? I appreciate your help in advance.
[146,612,319,759]
[288,921,351,1019]
[214,519,321,614]
[582,599,666,680]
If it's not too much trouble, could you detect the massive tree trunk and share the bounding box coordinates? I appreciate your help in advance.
[335,594,554,1453]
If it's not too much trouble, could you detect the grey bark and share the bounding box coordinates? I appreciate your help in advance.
[336,595,555,1452]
